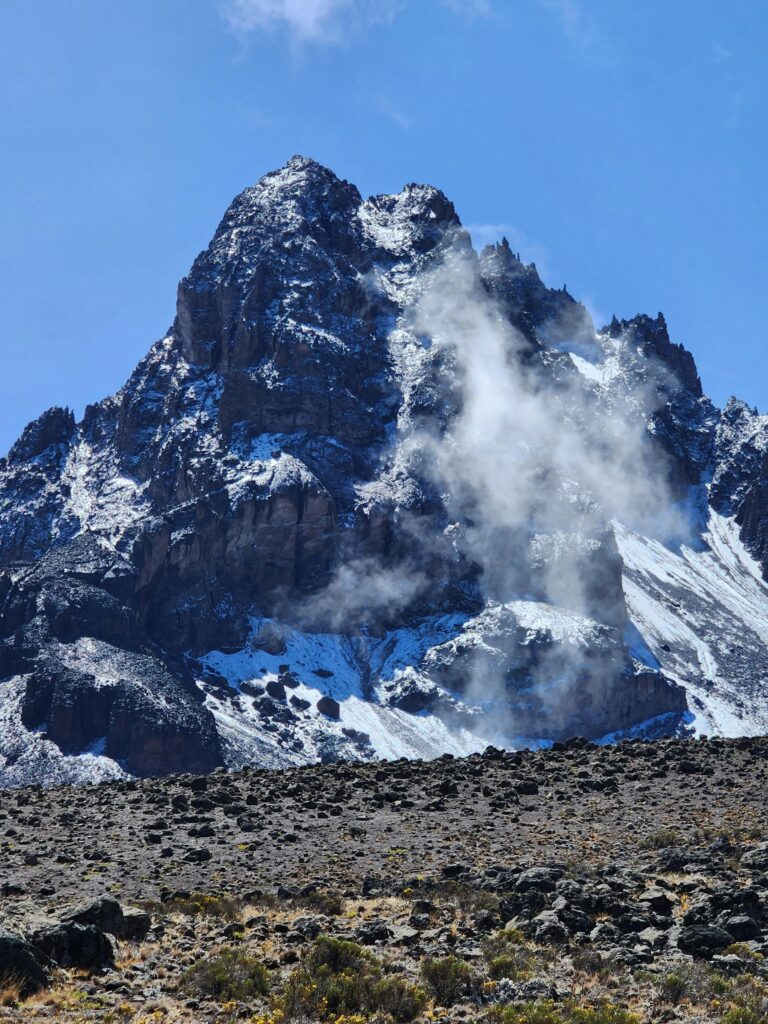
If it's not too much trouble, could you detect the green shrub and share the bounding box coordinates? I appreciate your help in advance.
[482,929,548,982]
[638,829,679,849]
[298,889,344,916]
[709,974,733,996]
[280,936,425,1022]
[569,1008,639,1024]
[148,891,242,921]
[488,955,524,980]
[370,975,428,1021]
[421,956,473,1006]
[658,971,691,1004]
[486,1003,562,1024]
[300,935,373,975]
[721,1011,764,1024]
[724,944,765,962]
[182,947,269,1002]
[487,1002,640,1024]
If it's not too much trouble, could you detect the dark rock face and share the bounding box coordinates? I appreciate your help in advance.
[479,239,591,349]
[29,922,114,971]
[65,896,151,941]
[0,927,49,996]
[603,313,716,497]
[1,156,767,784]
[677,925,735,959]
[0,536,222,778]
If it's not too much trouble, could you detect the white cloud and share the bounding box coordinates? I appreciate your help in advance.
[222,0,397,40]
[442,0,491,16]
[222,0,490,42]
[223,0,344,40]
[537,0,589,44]
[534,0,611,58]
[377,96,415,130]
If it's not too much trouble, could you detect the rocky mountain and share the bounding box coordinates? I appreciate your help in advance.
[2,156,768,787]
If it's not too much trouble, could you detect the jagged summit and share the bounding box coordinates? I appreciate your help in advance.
[2,159,768,788]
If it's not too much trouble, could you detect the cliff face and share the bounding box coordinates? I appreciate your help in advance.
[0,157,765,786]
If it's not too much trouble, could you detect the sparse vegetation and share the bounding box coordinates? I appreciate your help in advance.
[4,735,768,1024]
[638,829,679,849]
[182,947,270,1002]
[658,970,692,1004]
[421,955,474,1005]
[145,891,243,921]
[718,975,768,1023]
[297,889,344,916]
[279,935,426,1022]
[487,1003,640,1024]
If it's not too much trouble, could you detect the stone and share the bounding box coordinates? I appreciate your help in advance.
[516,867,563,893]
[355,921,391,945]
[723,915,761,941]
[528,911,569,944]
[741,844,768,871]
[317,696,341,720]
[30,923,114,971]
[637,887,675,915]
[677,925,735,958]
[0,927,48,996]
[637,926,668,949]
[66,896,151,941]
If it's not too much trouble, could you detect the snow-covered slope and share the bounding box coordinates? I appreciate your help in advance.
[1,157,767,787]
[618,510,768,736]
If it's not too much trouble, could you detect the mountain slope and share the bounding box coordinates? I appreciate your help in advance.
[1,156,767,786]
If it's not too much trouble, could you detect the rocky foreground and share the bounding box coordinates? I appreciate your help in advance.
[2,736,768,1023]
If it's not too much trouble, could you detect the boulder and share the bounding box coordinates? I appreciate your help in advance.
[637,887,675,916]
[356,920,391,945]
[0,928,48,996]
[65,896,151,941]
[265,679,287,701]
[677,925,734,958]
[516,867,563,893]
[30,923,113,971]
[528,911,569,944]
[723,915,761,941]
[317,696,341,720]
[741,844,768,871]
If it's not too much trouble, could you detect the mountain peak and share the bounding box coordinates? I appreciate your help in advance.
[259,154,361,198]
[3,162,768,787]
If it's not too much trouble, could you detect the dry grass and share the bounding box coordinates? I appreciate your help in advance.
[0,979,21,1008]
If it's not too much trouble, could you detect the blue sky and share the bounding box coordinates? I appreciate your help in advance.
[1,0,766,454]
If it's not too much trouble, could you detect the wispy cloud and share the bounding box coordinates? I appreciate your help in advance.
[534,0,610,58]
[377,96,415,130]
[537,0,589,44]
[222,0,387,41]
[442,0,491,16]
[222,0,490,42]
